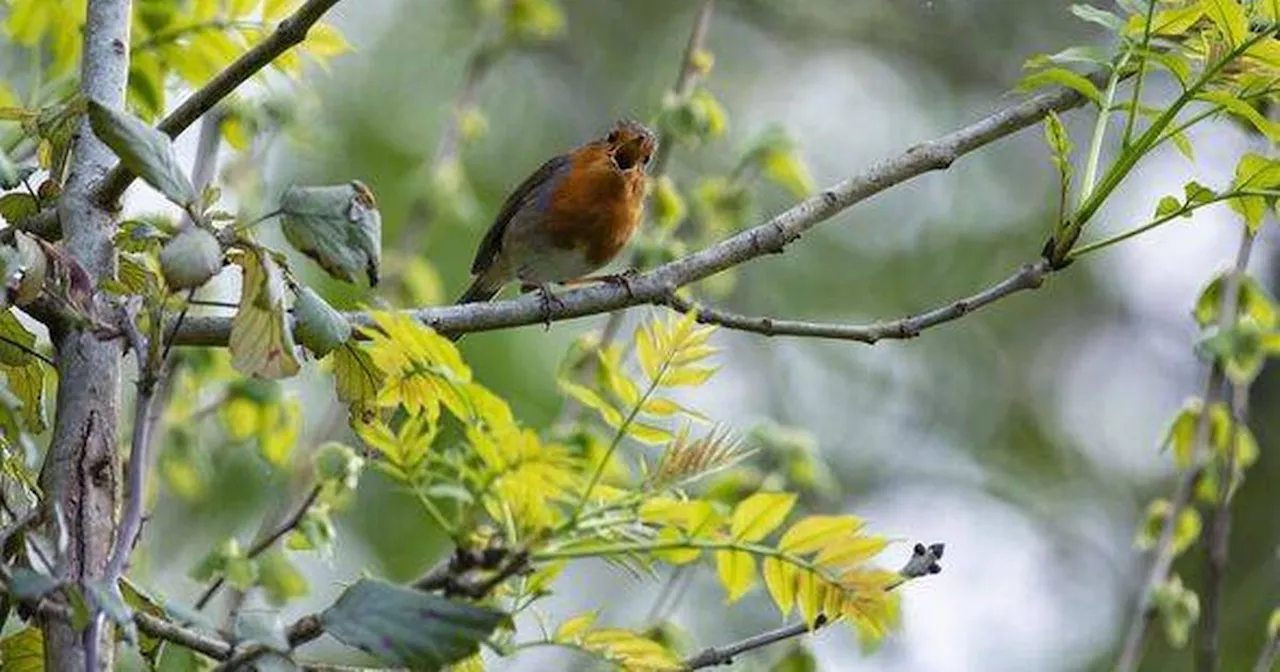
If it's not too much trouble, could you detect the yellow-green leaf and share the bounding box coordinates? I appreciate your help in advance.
[554,612,598,643]
[0,627,42,672]
[762,557,797,617]
[641,397,683,417]
[1197,91,1280,142]
[640,498,719,533]
[815,535,888,568]
[795,570,826,627]
[779,515,863,555]
[662,365,717,387]
[229,0,259,17]
[230,249,301,378]
[731,491,796,542]
[1203,0,1248,46]
[652,527,701,565]
[714,550,756,602]
[627,422,672,446]
[305,23,351,59]
[1017,67,1103,106]
[263,0,296,21]
[558,380,621,427]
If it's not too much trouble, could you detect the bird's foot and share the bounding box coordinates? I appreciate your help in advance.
[521,283,565,330]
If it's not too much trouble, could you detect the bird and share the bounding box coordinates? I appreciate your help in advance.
[454,119,657,312]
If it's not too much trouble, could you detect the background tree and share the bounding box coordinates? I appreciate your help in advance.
[0,1,1275,671]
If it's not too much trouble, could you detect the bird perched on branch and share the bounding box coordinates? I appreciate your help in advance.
[454,119,657,310]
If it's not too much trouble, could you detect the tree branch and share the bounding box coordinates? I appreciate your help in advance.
[683,542,944,669]
[665,260,1050,343]
[193,484,322,610]
[85,299,164,670]
[94,0,346,206]
[43,0,132,669]
[1115,228,1255,672]
[1197,379,1249,672]
[168,80,1092,346]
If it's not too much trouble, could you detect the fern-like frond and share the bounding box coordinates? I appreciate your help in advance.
[647,424,749,490]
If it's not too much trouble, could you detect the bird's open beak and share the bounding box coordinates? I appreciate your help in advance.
[612,135,651,171]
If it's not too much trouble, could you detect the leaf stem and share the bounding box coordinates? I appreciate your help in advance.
[1121,0,1158,148]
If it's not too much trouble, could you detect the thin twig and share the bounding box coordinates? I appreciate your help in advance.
[1115,229,1255,672]
[87,299,163,670]
[94,0,347,206]
[193,484,322,610]
[683,542,943,669]
[169,75,1097,347]
[1197,381,1250,672]
[665,260,1050,343]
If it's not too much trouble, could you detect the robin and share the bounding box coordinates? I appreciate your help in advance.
[454,120,657,311]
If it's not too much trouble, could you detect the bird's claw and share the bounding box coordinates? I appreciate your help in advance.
[524,283,564,331]
[598,268,639,300]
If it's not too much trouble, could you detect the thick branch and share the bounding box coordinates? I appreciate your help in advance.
[666,260,1049,343]
[94,0,345,206]
[1115,229,1255,672]
[43,0,132,669]
[170,81,1091,346]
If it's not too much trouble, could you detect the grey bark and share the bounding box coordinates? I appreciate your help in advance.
[40,0,133,669]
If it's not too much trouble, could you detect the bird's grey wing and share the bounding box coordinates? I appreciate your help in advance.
[470,153,572,275]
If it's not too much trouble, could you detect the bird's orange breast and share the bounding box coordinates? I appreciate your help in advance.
[545,148,646,267]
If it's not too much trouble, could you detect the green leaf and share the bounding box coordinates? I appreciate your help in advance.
[1197,91,1280,142]
[0,193,38,225]
[1070,4,1124,31]
[1229,153,1280,232]
[294,286,352,357]
[320,578,505,669]
[230,249,301,379]
[0,311,46,433]
[1184,181,1215,206]
[651,175,687,234]
[1018,67,1103,106]
[86,99,196,207]
[1152,574,1200,648]
[1193,273,1278,329]
[1155,195,1182,218]
[0,627,43,672]
[279,182,382,286]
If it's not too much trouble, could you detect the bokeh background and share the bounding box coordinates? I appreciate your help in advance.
[102,0,1280,670]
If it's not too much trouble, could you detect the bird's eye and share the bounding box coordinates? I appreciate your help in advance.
[607,130,620,143]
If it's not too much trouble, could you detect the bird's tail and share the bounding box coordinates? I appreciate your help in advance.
[447,274,504,342]
[454,275,503,305]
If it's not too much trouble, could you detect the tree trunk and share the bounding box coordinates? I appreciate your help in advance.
[39,1,132,669]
